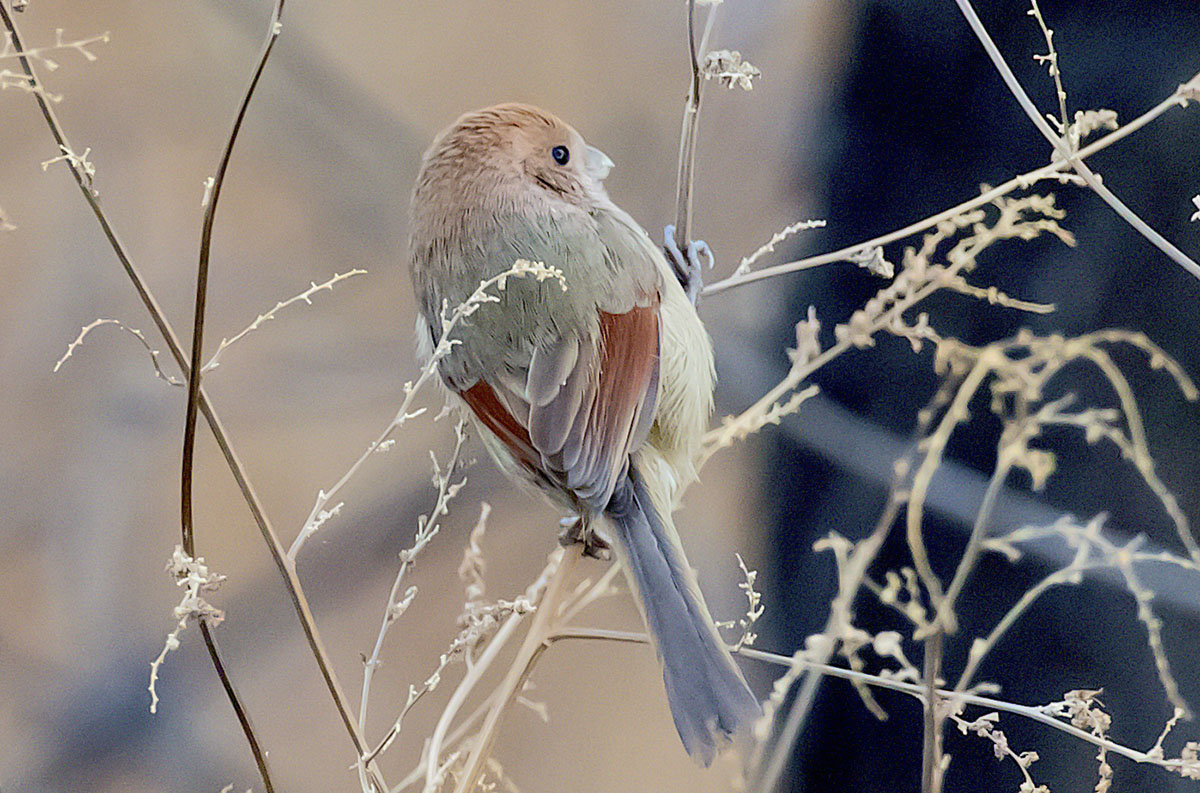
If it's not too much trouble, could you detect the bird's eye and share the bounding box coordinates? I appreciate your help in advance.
[550,145,570,166]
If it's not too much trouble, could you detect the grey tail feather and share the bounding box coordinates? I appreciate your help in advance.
[605,465,760,766]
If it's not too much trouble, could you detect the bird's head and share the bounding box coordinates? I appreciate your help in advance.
[416,103,615,211]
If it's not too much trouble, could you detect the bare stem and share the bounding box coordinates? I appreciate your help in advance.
[933,452,1014,632]
[0,3,383,786]
[176,4,288,791]
[749,374,967,793]
[357,421,468,790]
[750,479,909,792]
[178,4,388,784]
[451,546,582,793]
[921,631,944,793]
[423,613,526,792]
[673,0,718,249]
[952,0,1200,280]
[198,620,274,791]
[906,352,1001,618]
[181,0,283,553]
[956,526,1103,694]
[703,82,1193,296]
[390,691,499,793]
[552,629,1194,776]
[1027,0,1069,133]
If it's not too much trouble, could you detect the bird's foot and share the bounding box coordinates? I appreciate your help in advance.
[664,224,713,307]
[558,514,612,560]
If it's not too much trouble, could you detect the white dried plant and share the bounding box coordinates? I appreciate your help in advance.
[702,49,761,91]
[41,144,96,194]
[148,546,227,714]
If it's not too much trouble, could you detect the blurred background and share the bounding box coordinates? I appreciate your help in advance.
[1,1,1198,792]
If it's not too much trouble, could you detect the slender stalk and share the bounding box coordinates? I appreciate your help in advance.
[931,451,1014,634]
[0,3,383,786]
[356,422,468,790]
[921,632,944,793]
[421,546,574,791]
[906,353,1000,615]
[182,0,284,557]
[749,374,965,793]
[451,546,581,793]
[673,0,718,250]
[702,85,1192,297]
[550,629,1190,774]
[175,5,285,791]
[391,692,499,792]
[0,5,280,789]
[1027,0,1068,134]
[951,0,1200,280]
[750,487,906,793]
[399,559,620,792]
[423,611,527,792]
[199,620,274,790]
[955,563,1095,694]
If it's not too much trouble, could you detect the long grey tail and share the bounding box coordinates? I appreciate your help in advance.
[605,465,760,766]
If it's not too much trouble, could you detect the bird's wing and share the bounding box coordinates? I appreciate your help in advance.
[461,297,660,509]
[455,210,664,509]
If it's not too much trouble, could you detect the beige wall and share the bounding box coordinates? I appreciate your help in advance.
[0,2,844,791]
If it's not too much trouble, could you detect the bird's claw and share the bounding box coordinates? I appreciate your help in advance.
[558,515,612,560]
[663,224,713,307]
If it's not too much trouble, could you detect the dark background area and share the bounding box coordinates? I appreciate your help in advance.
[764,1,1200,790]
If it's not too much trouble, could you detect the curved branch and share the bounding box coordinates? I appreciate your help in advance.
[703,84,1191,297]
[0,3,382,788]
[552,629,1192,774]
[951,0,1200,280]
[450,546,581,793]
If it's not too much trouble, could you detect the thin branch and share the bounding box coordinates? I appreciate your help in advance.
[386,544,614,790]
[1078,345,1200,562]
[53,318,183,385]
[702,80,1195,296]
[969,516,1191,716]
[751,490,906,792]
[177,2,291,790]
[357,420,469,790]
[551,629,1200,777]
[932,422,1018,633]
[0,27,109,69]
[421,548,569,792]
[390,692,499,793]
[905,351,1001,617]
[423,613,526,792]
[203,269,367,373]
[1027,0,1068,134]
[450,546,582,793]
[707,198,1061,472]
[921,631,945,793]
[733,219,826,278]
[749,372,966,793]
[181,0,284,559]
[672,0,719,250]
[952,0,1200,281]
[0,6,281,790]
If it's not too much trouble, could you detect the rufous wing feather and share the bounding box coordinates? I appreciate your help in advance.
[458,300,660,509]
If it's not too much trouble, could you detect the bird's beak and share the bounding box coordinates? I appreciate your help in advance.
[586,146,615,181]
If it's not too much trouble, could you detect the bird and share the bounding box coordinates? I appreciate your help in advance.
[407,102,759,765]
